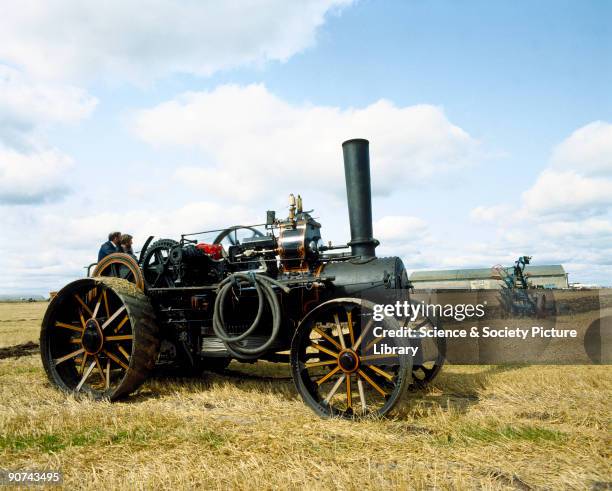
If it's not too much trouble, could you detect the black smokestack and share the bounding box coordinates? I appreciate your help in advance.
[342,138,378,258]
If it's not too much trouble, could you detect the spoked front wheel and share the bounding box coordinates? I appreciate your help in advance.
[291,298,412,419]
[40,277,159,400]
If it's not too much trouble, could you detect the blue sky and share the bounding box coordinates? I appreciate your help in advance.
[1,0,611,294]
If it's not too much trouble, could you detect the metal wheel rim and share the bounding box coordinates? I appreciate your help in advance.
[92,253,144,290]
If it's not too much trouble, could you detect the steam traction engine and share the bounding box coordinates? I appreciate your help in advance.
[40,139,443,418]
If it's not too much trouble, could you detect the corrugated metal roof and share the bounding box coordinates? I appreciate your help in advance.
[410,265,566,282]
[523,265,566,276]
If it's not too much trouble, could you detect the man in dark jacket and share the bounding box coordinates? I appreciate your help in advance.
[98,231,121,261]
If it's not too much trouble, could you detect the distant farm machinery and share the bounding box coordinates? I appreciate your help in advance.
[492,256,555,318]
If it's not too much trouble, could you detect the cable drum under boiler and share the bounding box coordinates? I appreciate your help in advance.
[212,273,290,357]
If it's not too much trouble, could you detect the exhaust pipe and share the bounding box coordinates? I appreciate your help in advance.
[342,138,378,258]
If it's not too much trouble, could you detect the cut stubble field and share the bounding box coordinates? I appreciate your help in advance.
[0,302,610,490]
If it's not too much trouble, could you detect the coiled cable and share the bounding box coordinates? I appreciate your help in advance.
[212,273,290,357]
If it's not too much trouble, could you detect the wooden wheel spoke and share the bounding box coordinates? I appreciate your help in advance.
[55,321,83,333]
[346,309,355,347]
[92,292,103,319]
[313,327,341,350]
[53,347,84,366]
[346,373,352,409]
[333,313,346,349]
[361,353,398,362]
[105,359,110,389]
[74,294,93,317]
[310,342,338,359]
[117,345,131,361]
[323,374,346,404]
[103,349,129,370]
[101,305,126,330]
[366,364,395,382]
[113,316,129,334]
[315,366,341,386]
[80,352,88,374]
[357,369,388,397]
[76,361,96,391]
[94,356,106,383]
[304,359,338,369]
[364,335,383,354]
[357,376,367,413]
[106,334,133,342]
[102,290,110,318]
[79,310,87,330]
[352,318,374,351]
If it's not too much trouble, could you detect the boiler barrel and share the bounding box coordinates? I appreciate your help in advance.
[321,257,408,301]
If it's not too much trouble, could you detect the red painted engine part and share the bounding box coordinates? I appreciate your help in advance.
[196,243,224,260]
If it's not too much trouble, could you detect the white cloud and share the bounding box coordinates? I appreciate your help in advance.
[537,218,612,240]
[469,204,512,222]
[0,145,73,204]
[0,65,97,204]
[473,121,612,221]
[0,65,97,129]
[133,84,478,201]
[551,121,612,177]
[369,215,436,271]
[374,215,428,243]
[521,169,612,216]
[0,0,351,82]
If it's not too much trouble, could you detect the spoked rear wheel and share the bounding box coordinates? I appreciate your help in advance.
[40,277,159,400]
[291,298,411,419]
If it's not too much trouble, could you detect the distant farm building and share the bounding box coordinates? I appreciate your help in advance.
[409,265,568,290]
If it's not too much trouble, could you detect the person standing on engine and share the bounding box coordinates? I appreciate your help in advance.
[120,234,137,260]
[98,231,121,262]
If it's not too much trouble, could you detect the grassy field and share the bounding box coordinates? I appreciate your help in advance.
[0,301,610,490]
